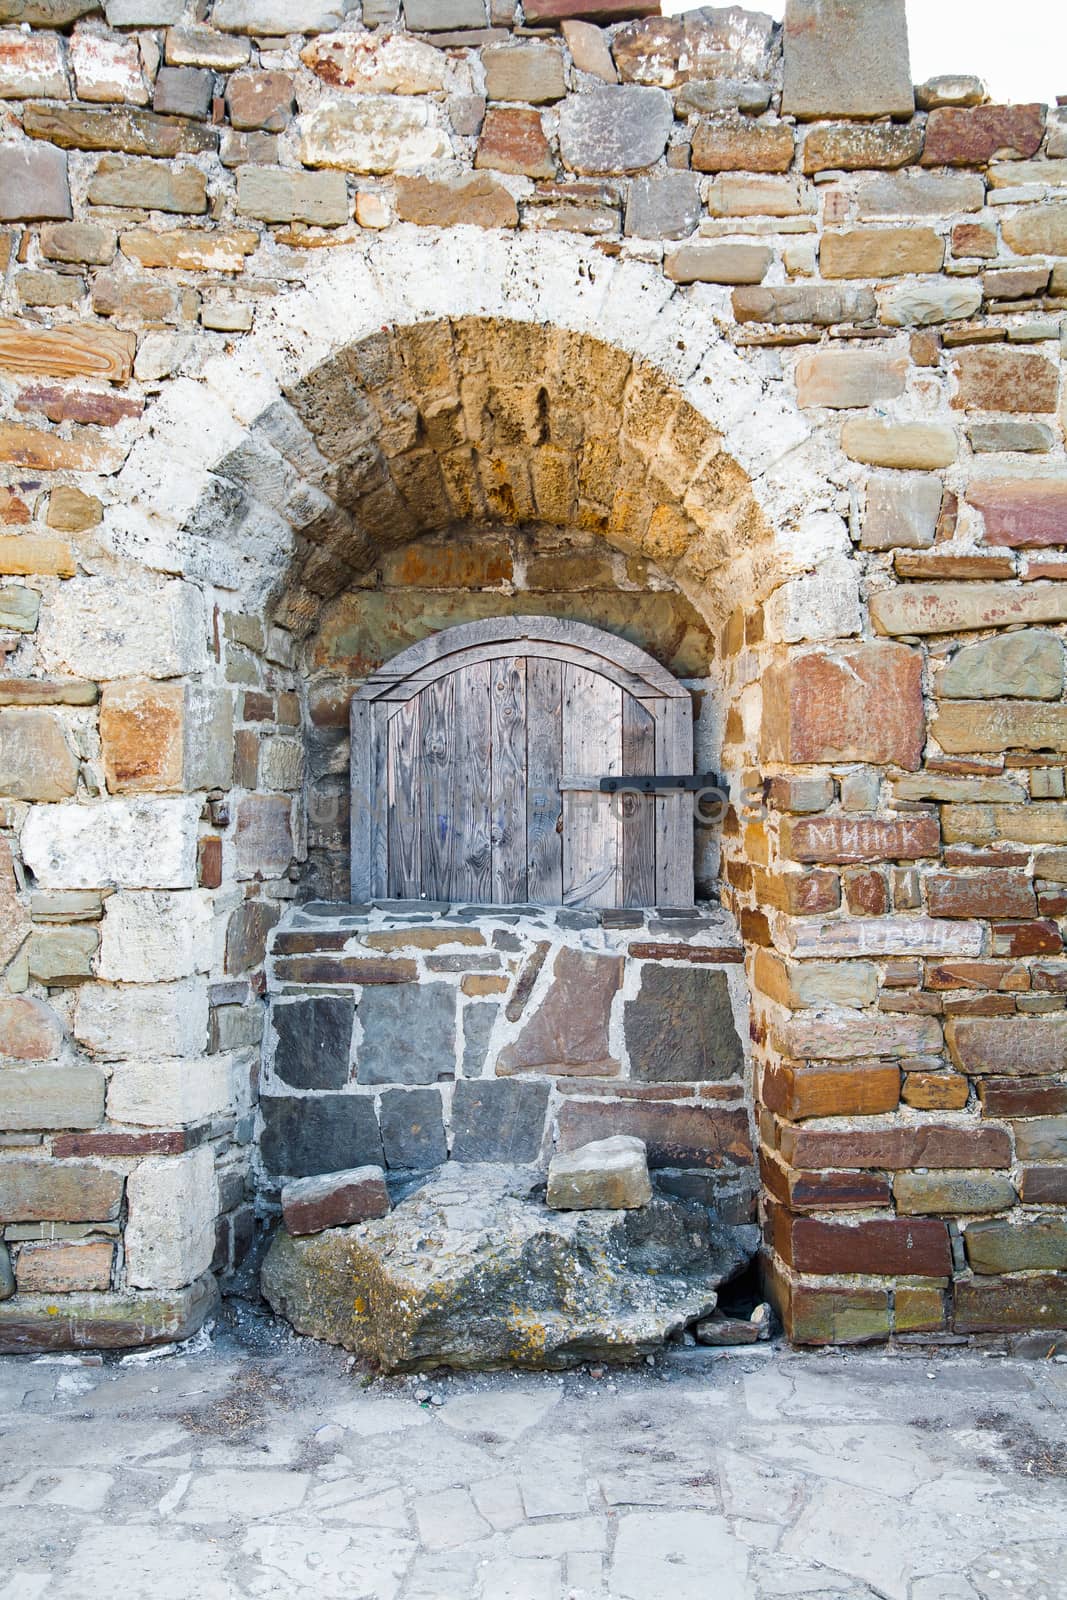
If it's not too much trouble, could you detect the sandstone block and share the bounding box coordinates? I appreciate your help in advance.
[226,70,293,132]
[301,32,444,93]
[966,480,1067,549]
[100,678,232,795]
[761,642,924,769]
[0,143,70,221]
[0,584,37,633]
[74,979,208,1060]
[404,0,485,23]
[784,916,983,960]
[777,1014,942,1061]
[40,221,117,265]
[860,474,943,551]
[0,708,77,801]
[1000,204,1067,258]
[97,890,212,983]
[782,0,914,120]
[893,1171,1015,1215]
[24,104,216,157]
[17,269,83,310]
[299,96,451,174]
[871,581,1067,636]
[547,1136,652,1211]
[903,1072,970,1110]
[23,797,200,892]
[234,793,293,878]
[665,242,770,285]
[0,838,28,971]
[0,318,133,384]
[762,1060,899,1120]
[969,421,1054,454]
[225,900,280,976]
[395,173,518,228]
[938,632,1063,701]
[624,963,742,1083]
[732,285,876,325]
[281,1165,390,1236]
[211,0,345,31]
[476,106,553,178]
[783,1121,1010,1172]
[26,925,98,984]
[0,1065,104,1130]
[704,175,815,217]
[755,949,878,1009]
[947,1016,1067,1076]
[821,228,943,279]
[125,1146,216,1290]
[795,351,906,410]
[783,1217,950,1278]
[878,280,982,327]
[38,578,208,680]
[14,1240,113,1294]
[483,41,565,103]
[87,154,208,213]
[916,74,987,110]
[0,1158,122,1223]
[525,0,658,17]
[801,122,923,175]
[69,32,146,104]
[166,27,251,70]
[965,1215,1067,1274]
[842,420,956,470]
[105,0,183,19]
[933,701,1067,755]
[107,1054,232,1127]
[1020,1169,1067,1206]
[119,228,256,272]
[0,535,74,577]
[952,348,1059,414]
[236,167,349,226]
[0,1274,218,1353]
[691,115,793,174]
[624,172,699,239]
[925,871,1036,920]
[855,171,986,218]
[942,803,1067,847]
[562,20,617,83]
[0,29,68,98]
[0,996,63,1062]
[559,85,672,175]
[923,104,1044,165]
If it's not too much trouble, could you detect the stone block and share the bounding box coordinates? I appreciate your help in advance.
[100,679,231,794]
[0,996,63,1063]
[260,1094,384,1178]
[763,1061,900,1120]
[0,317,134,383]
[1020,1169,1067,1205]
[755,949,877,1009]
[0,1158,122,1222]
[796,352,907,410]
[281,1164,390,1235]
[300,32,446,93]
[14,1240,113,1294]
[476,106,553,178]
[404,0,485,23]
[782,814,939,866]
[893,1171,1016,1216]
[0,840,29,972]
[272,995,353,1090]
[0,143,70,221]
[166,26,252,70]
[0,1066,104,1131]
[106,0,183,19]
[946,1016,1067,1076]
[557,1098,751,1170]
[17,269,83,310]
[74,979,208,1060]
[871,581,1067,637]
[0,585,39,632]
[965,1215,1067,1275]
[878,280,982,327]
[483,41,565,103]
[0,709,77,801]
[691,115,793,174]
[497,948,621,1077]
[860,474,943,551]
[224,901,280,974]
[779,1279,890,1346]
[782,0,913,120]
[665,242,770,285]
[394,173,518,228]
[624,172,700,239]
[1014,1118,1067,1162]
[547,1135,652,1210]
[933,702,1067,755]
[562,20,617,82]
[40,221,116,268]
[559,85,672,175]
[211,0,345,31]
[761,642,924,770]
[26,925,99,984]
[783,1216,951,1277]
[0,28,69,98]
[226,70,293,131]
[704,175,814,217]
[236,166,349,226]
[107,1055,232,1127]
[234,793,293,878]
[24,101,217,158]
[39,578,208,681]
[299,96,451,173]
[926,871,1036,920]
[923,104,1045,166]
[969,422,1055,454]
[96,891,212,984]
[70,33,146,104]
[1000,204,1067,257]
[22,797,200,891]
[87,154,208,213]
[379,1086,447,1168]
[125,1146,216,1290]
[625,964,742,1083]
[0,534,75,577]
[355,982,456,1086]
[842,421,956,470]
[855,171,986,218]
[955,1274,1067,1334]
[965,481,1067,550]
[0,1273,217,1354]
[821,228,943,279]
[450,1079,549,1163]
[952,349,1059,415]
[780,1122,1011,1172]
[732,285,877,326]
[801,122,924,175]
[938,632,1063,701]
[777,1014,942,1061]
[119,228,256,272]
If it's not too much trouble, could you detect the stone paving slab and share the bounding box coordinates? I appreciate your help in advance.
[0,1305,1065,1600]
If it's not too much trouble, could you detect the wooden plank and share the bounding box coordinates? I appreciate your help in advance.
[490,655,528,903]
[527,656,563,906]
[452,661,492,903]
[653,696,694,908]
[386,696,421,898]
[621,692,656,908]
[375,644,654,704]
[349,695,374,901]
[562,666,621,909]
[419,671,456,900]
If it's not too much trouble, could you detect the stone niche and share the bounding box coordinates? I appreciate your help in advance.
[259,901,756,1224]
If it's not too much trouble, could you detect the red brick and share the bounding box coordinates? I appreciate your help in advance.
[557,1099,752,1169]
[979,1079,1067,1117]
[1019,1167,1067,1204]
[761,1061,900,1120]
[281,1166,389,1236]
[783,814,940,866]
[844,869,888,916]
[272,956,416,985]
[761,1154,891,1212]
[991,920,1063,958]
[761,643,924,771]
[922,104,1044,166]
[903,1072,970,1110]
[779,1122,1013,1171]
[53,1128,205,1157]
[966,480,1067,549]
[954,1274,1067,1333]
[783,1215,952,1277]
[925,872,1037,920]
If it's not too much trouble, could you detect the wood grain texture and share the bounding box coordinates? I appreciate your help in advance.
[453,660,492,903]
[621,693,656,907]
[491,655,528,903]
[527,655,563,906]
[420,670,456,900]
[562,665,621,909]
[387,696,421,897]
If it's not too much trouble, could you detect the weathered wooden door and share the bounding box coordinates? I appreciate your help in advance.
[351,618,693,908]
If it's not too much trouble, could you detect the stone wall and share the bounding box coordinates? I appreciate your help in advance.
[0,0,1066,1349]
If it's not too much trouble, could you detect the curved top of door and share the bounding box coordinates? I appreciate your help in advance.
[352,616,689,706]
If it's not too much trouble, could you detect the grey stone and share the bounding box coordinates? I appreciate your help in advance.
[380,1087,448,1169]
[694,1312,760,1345]
[965,1215,1067,1274]
[733,285,877,326]
[861,474,943,551]
[547,1136,653,1211]
[211,0,345,31]
[0,586,40,633]
[153,66,213,120]
[105,0,182,20]
[404,0,486,27]
[236,167,349,226]
[0,143,71,222]
[281,1165,389,1235]
[915,74,987,109]
[855,171,986,220]
[676,78,771,115]
[968,421,1055,454]
[451,1079,549,1163]
[0,1272,218,1352]
[0,1243,12,1302]
[261,1162,756,1370]
[559,86,673,176]
[461,1001,498,1077]
[356,983,456,1087]
[625,966,743,1084]
[625,172,700,240]
[272,996,353,1090]
[782,0,914,120]
[260,1094,383,1178]
[939,631,1064,702]
[26,926,98,985]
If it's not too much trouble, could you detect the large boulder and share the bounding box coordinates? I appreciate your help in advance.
[261,1163,757,1372]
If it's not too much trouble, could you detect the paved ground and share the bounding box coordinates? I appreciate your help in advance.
[1,1302,1066,1600]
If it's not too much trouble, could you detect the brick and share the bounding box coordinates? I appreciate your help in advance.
[476,106,554,178]
[966,480,1067,550]
[922,104,1044,165]
[801,122,924,175]
[782,0,913,120]
[87,154,208,213]
[0,1159,122,1222]
[281,1165,389,1235]
[691,116,793,174]
[821,228,943,279]
[236,167,350,226]
[947,1016,1067,1076]
[783,1217,951,1278]
[15,1240,113,1294]
[841,420,957,470]
[795,351,906,409]
[782,814,939,866]
[761,642,923,770]
[955,1275,1067,1334]
[779,1123,1013,1172]
[761,1061,900,1120]
[894,1171,1016,1215]
[871,582,1067,636]
[925,872,1036,920]
[665,242,770,285]
[903,1072,970,1110]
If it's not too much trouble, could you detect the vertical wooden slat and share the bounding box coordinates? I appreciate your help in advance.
[562,666,621,908]
[350,695,373,902]
[654,696,694,907]
[386,697,421,898]
[420,672,456,900]
[527,656,563,906]
[453,661,492,903]
[621,694,656,908]
[368,703,390,897]
[490,656,528,903]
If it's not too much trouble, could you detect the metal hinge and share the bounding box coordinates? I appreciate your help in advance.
[559,773,723,795]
